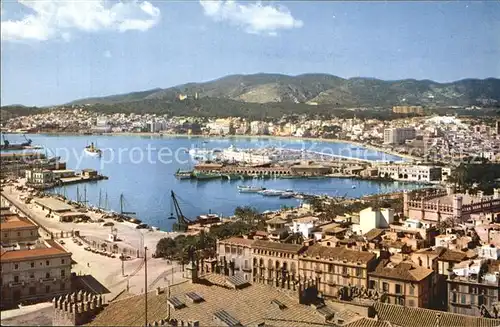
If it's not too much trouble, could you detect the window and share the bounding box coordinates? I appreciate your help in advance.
[328,264,334,273]
[3,233,6,238]
[14,276,19,283]
[409,284,415,295]
[17,232,21,237]
[342,267,348,275]
[29,273,34,279]
[31,262,35,268]
[14,264,19,270]
[369,280,377,290]
[461,295,466,304]
[470,295,475,305]
[61,259,65,264]
[382,282,389,292]
[30,231,34,236]
[61,269,65,278]
[237,248,242,255]
[356,267,362,277]
[45,272,50,279]
[224,246,230,253]
[396,297,404,306]
[45,260,50,266]
[45,285,50,293]
[395,284,402,294]
[408,299,415,307]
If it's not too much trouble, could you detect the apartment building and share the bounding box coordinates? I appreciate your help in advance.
[299,245,377,298]
[217,237,254,280]
[384,128,416,145]
[447,260,500,317]
[0,239,72,308]
[368,259,435,308]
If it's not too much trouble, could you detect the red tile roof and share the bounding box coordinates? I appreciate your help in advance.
[0,240,70,262]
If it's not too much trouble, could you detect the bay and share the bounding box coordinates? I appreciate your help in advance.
[10,134,423,231]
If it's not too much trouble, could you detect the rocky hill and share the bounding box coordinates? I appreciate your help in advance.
[68,73,500,108]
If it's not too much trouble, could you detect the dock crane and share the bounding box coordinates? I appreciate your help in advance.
[169,191,192,232]
[119,193,136,215]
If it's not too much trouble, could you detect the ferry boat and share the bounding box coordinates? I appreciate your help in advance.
[193,171,221,180]
[84,142,102,157]
[238,185,266,193]
[258,189,284,197]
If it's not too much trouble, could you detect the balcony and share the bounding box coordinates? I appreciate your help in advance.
[39,277,57,283]
[9,281,25,287]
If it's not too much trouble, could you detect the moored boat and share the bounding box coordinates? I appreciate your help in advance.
[279,192,295,199]
[193,171,221,180]
[258,189,284,196]
[84,142,102,157]
[238,185,266,193]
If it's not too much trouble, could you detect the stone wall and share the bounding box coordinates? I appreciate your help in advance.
[52,291,105,326]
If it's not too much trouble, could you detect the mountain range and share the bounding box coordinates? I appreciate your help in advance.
[68,73,500,108]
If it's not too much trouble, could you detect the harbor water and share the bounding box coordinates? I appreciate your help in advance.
[12,134,423,231]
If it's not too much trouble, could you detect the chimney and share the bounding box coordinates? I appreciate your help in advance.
[156,287,162,295]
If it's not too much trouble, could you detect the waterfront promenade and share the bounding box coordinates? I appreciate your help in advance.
[1,185,185,299]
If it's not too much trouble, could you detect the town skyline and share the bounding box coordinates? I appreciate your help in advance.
[2,1,499,106]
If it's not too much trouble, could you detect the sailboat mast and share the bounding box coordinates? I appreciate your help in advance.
[120,193,124,214]
[76,186,80,203]
[83,185,87,205]
[105,192,109,210]
[98,189,102,208]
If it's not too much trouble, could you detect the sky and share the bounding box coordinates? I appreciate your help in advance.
[1,1,499,107]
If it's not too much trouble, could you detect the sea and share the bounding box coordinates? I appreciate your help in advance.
[5,134,424,231]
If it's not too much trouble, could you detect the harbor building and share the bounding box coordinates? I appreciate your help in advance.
[378,164,442,182]
[368,259,435,308]
[0,239,72,309]
[25,168,54,186]
[447,259,500,317]
[384,127,416,145]
[1,212,39,246]
[404,188,500,223]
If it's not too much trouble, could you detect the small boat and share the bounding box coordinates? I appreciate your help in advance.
[175,169,193,179]
[238,185,266,193]
[258,189,284,197]
[84,142,102,157]
[279,192,295,199]
[193,171,221,180]
[352,185,357,189]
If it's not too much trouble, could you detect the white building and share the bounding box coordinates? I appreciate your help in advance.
[25,169,54,185]
[378,164,442,182]
[250,121,268,135]
[384,127,416,144]
[291,216,319,239]
[452,259,483,277]
[352,207,394,235]
[478,244,500,260]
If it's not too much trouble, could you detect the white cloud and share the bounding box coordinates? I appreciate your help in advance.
[103,50,112,58]
[199,0,303,36]
[1,0,161,42]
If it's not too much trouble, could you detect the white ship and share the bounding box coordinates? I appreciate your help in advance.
[220,145,306,165]
[188,147,220,161]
